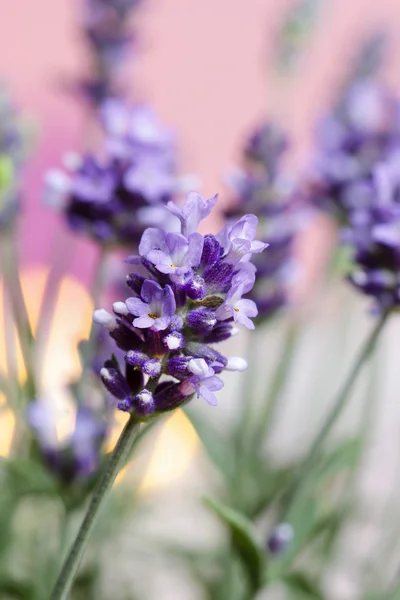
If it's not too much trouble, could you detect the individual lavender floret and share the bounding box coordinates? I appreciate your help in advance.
[79,0,142,105]
[27,400,107,484]
[0,89,30,231]
[45,102,178,247]
[227,121,302,322]
[266,522,294,556]
[305,80,400,225]
[94,191,265,417]
[345,156,400,312]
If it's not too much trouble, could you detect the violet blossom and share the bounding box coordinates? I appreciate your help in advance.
[45,102,178,247]
[27,399,107,484]
[94,192,264,417]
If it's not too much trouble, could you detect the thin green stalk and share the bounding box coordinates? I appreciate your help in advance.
[254,321,299,444]
[381,568,400,600]
[280,311,390,520]
[49,414,141,600]
[1,230,36,398]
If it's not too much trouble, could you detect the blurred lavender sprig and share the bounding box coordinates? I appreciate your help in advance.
[227,122,303,322]
[79,0,142,106]
[45,100,178,247]
[0,87,31,232]
[273,0,324,74]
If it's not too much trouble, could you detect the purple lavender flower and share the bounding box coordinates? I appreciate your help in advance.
[345,157,400,311]
[306,81,400,225]
[93,192,263,417]
[126,280,176,331]
[45,103,178,247]
[27,400,107,484]
[226,121,303,322]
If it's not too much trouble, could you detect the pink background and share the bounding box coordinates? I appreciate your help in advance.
[2,0,400,286]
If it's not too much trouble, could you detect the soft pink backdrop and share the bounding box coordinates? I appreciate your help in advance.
[2,0,400,286]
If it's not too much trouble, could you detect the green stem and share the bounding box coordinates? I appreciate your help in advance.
[1,230,36,398]
[49,414,141,600]
[280,311,390,520]
[254,321,299,444]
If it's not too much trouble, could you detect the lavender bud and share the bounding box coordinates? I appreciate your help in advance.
[93,309,118,331]
[117,397,134,413]
[132,390,155,416]
[169,315,184,330]
[113,301,129,316]
[201,234,222,267]
[267,523,294,556]
[154,381,189,412]
[142,359,161,377]
[166,356,190,378]
[185,275,206,300]
[203,322,234,343]
[203,260,234,293]
[100,366,131,399]
[186,342,219,364]
[186,308,217,332]
[163,331,185,351]
[225,357,248,371]
[125,350,149,367]
[126,273,145,294]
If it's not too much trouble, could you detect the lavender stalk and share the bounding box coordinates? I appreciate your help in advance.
[49,413,140,600]
[279,310,389,521]
[49,191,264,597]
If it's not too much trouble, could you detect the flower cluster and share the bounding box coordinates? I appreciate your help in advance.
[226,122,301,321]
[305,80,400,225]
[80,0,141,105]
[94,192,265,416]
[28,399,107,484]
[345,153,400,311]
[45,101,177,246]
[0,89,30,231]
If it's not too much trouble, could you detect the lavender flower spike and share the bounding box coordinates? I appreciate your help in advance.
[94,191,262,417]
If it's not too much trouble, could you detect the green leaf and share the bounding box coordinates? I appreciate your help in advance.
[203,497,265,593]
[284,572,325,599]
[316,438,360,476]
[185,407,234,481]
[0,577,34,599]
[4,458,57,496]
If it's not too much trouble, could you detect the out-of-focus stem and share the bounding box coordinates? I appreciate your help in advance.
[280,311,390,521]
[1,230,36,399]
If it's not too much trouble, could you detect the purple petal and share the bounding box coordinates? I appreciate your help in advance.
[162,285,177,316]
[199,385,218,406]
[126,297,150,316]
[229,214,258,242]
[147,249,176,273]
[139,228,167,257]
[140,279,164,304]
[153,316,172,331]
[133,315,156,328]
[237,298,258,318]
[187,233,204,267]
